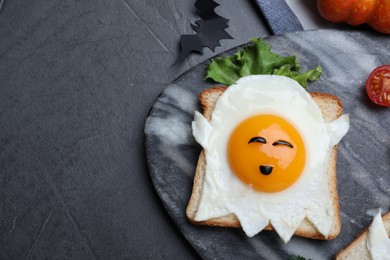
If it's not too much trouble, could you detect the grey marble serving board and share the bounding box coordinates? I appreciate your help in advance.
[144,29,390,259]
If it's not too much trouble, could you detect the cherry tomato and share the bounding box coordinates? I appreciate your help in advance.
[366,65,390,107]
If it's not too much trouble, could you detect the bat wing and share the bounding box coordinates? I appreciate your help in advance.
[195,0,219,19]
[175,34,204,64]
[193,18,233,52]
[174,0,233,63]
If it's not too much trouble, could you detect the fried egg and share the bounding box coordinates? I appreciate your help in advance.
[367,209,390,258]
[192,75,349,243]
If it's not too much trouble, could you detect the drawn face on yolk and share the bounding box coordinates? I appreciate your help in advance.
[228,114,306,193]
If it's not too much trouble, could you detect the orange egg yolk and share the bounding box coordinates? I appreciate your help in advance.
[228,114,306,193]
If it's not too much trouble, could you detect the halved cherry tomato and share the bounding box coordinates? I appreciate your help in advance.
[366,65,390,107]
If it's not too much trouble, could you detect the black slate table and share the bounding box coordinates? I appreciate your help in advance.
[0,0,356,259]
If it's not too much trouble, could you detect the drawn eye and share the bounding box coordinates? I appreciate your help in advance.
[248,137,266,144]
[272,140,294,148]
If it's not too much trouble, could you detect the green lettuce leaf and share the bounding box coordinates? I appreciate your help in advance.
[291,65,322,88]
[205,56,240,86]
[205,38,322,88]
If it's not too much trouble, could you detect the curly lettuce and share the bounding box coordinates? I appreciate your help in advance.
[205,38,322,88]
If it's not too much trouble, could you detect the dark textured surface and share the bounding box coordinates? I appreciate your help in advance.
[0,0,271,259]
[145,30,390,259]
[0,0,367,259]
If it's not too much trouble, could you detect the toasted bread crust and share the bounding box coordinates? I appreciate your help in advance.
[335,212,390,259]
[198,86,227,121]
[186,86,344,240]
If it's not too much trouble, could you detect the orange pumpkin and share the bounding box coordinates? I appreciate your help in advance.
[317,0,390,34]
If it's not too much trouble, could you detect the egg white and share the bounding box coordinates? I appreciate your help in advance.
[367,209,390,258]
[192,75,349,242]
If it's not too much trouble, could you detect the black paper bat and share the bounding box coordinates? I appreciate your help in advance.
[195,0,219,19]
[175,0,232,64]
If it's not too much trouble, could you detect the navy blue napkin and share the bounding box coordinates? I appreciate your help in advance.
[254,0,303,35]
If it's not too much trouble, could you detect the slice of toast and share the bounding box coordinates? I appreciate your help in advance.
[336,211,390,259]
[186,86,343,240]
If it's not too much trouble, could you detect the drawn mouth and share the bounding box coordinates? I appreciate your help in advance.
[259,165,273,175]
